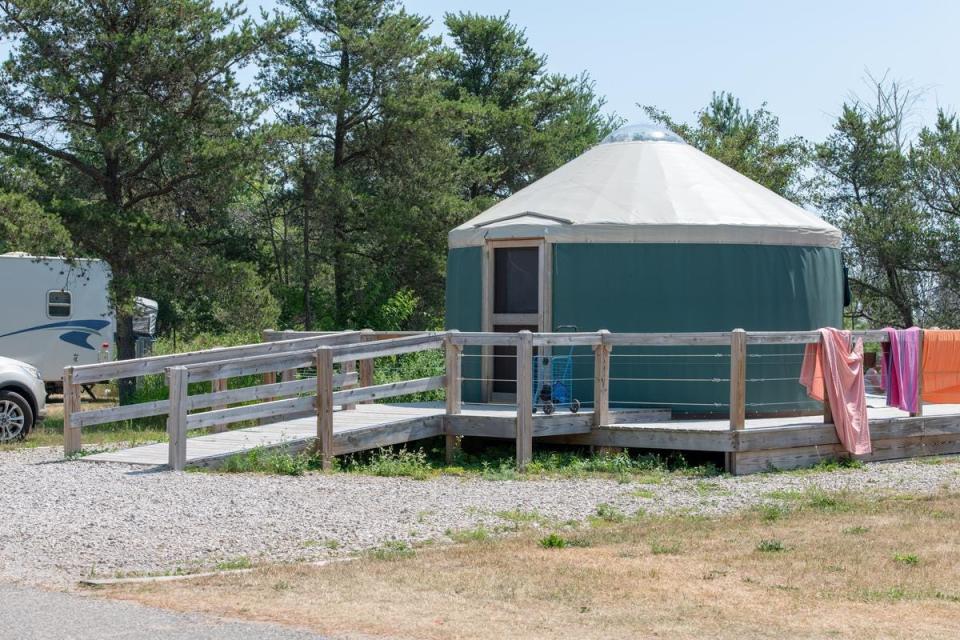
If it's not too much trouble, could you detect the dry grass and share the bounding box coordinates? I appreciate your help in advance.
[102,489,960,639]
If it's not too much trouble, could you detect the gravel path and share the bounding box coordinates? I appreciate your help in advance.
[2,446,959,588]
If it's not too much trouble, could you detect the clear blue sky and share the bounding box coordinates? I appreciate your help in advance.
[249,0,960,142]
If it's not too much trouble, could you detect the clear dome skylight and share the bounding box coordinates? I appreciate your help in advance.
[601,123,685,144]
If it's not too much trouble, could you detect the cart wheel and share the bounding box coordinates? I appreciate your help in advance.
[543,401,555,415]
[570,399,581,414]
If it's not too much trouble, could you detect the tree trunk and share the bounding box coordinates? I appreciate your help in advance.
[301,163,316,331]
[115,312,137,405]
[331,46,350,329]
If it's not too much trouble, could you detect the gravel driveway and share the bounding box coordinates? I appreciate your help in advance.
[2,447,959,588]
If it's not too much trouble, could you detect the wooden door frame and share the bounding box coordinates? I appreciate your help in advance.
[481,238,552,402]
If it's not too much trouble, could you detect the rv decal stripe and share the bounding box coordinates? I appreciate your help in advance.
[0,319,111,351]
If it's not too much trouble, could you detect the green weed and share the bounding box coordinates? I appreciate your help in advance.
[756,539,786,552]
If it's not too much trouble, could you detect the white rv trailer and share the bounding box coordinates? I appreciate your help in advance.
[0,253,115,391]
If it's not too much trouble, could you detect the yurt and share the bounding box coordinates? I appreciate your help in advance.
[445,124,844,416]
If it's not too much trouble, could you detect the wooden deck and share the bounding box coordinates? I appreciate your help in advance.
[84,404,664,468]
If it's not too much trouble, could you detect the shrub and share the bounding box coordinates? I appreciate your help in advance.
[756,539,786,552]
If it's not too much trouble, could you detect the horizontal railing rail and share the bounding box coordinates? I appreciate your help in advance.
[69,331,362,385]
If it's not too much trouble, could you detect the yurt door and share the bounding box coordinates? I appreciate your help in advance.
[483,240,549,402]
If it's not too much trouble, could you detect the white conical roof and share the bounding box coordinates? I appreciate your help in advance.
[449,126,841,249]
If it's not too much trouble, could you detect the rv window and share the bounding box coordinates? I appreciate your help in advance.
[48,290,71,318]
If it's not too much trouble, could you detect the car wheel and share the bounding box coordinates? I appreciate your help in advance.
[0,391,33,442]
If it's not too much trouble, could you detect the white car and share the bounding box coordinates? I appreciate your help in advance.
[0,356,47,442]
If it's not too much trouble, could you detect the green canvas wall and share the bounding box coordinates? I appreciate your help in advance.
[445,243,844,415]
[445,246,483,401]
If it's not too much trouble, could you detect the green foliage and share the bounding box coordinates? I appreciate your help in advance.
[0,0,285,381]
[215,556,253,571]
[756,539,786,553]
[893,552,920,566]
[441,12,618,203]
[370,540,415,561]
[843,525,871,535]
[809,457,866,472]
[755,503,791,523]
[447,526,491,543]
[220,447,310,476]
[0,191,73,256]
[644,92,808,201]
[650,541,682,555]
[341,448,435,480]
[593,503,627,524]
[539,533,569,549]
[813,80,927,327]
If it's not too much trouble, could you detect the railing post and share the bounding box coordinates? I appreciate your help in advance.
[359,329,376,403]
[727,329,747,474]
[444,331,463,464]
[593,330,611,428]
[822,335,834,425]
[167,366,188,471]
[341,360,357,411]
[211,378,228,432]
[911,330,924,418]
[62,367,82,456]
[729,329,747,429]
[315,346,334,471]
[516,330,534,471]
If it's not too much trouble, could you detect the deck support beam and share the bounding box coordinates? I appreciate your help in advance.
[516,330,534,470]
[444,331,463,464]
[726,328,747,474]
[166,366,188,471]
[593,330,611,428]
[316,347,334,471]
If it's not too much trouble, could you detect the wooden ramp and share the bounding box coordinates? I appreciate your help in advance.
[84,404,445,468]
[82,403,629,468]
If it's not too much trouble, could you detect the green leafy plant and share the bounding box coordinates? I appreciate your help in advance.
[756,539,786,552]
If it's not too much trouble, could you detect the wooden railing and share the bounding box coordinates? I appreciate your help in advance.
[62,331,364,455]
[65,327,913,472]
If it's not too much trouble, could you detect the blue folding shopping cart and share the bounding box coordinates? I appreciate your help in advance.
[533,325,581,414]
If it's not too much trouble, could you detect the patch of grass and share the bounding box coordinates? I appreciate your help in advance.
[893,553,920,566]
[447,527,491,544]
[804,489,855,513]
[808,457,866,473]
[860,586,909,602]
[215,556,253,571]
[756,539,786,552]
[369,541,415,561]
[631,488,656,499]
[843,525,870,535]
[592,503,627,523]
[495,509,549,527]
[342,448,435,480]
[650,541,681,555]
[763,489,804,501]
[755,503,791,523]
[694,480,732,497]
[220,447,310,476]
[539,533,568,549]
